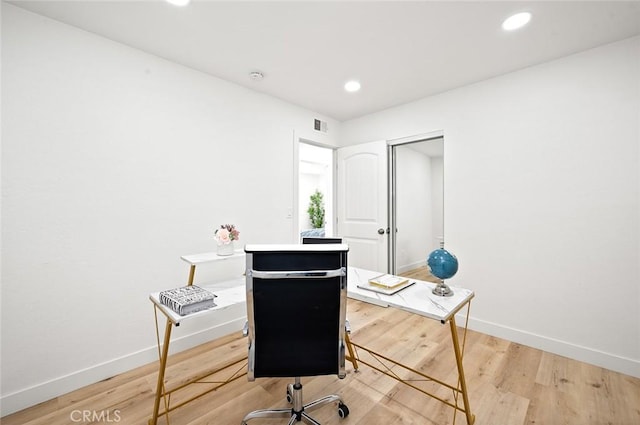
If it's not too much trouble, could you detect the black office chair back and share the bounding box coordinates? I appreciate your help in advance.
[245,244,348,379]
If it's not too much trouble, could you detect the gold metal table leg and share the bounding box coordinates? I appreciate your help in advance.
[150,316,173,425]
[345,332,359,371]
[449,316,475,425]
[346,299,475,424]
[187,265,196,286]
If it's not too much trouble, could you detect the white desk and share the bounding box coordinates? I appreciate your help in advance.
[149,265,475,425]
[149,249,247,425]
[345,267,476,425]
[180,250,245,285]
[347,267,474,324]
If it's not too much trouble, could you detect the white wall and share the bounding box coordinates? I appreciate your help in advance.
[394,149,443,273]
[395,147,433,272]
[342,36,640,377]
[0,4,340,415]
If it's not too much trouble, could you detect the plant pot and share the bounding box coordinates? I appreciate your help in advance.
[217,242,234,256]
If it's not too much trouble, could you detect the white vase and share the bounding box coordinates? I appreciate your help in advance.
[217,242,235,256]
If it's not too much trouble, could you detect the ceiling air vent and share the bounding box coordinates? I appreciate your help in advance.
[314,119,328,133]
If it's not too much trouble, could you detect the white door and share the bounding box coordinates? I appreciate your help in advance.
[336,140,388,272]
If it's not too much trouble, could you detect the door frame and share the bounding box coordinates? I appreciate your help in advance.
[388,130,444,274]
[293,135,337,243]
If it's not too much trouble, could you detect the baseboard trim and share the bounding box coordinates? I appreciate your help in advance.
[0,317,246,417]
[464,315,640,378]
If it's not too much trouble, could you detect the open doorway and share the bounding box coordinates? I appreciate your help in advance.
[298,142,334,240]
[390,136,443,282]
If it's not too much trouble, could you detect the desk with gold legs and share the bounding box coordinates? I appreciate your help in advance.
[148,251,247,425]
[148,282,247,425]
[148,264,474,424]
[345,267,476,425]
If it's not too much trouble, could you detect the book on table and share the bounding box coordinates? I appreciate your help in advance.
[368,274,409,289]
[159,285,217,316]
[356,274,415,295]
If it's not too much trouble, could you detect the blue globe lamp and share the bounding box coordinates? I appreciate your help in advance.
[427,246,459,297]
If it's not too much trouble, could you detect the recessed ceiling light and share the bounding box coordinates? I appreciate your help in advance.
[344,80,361,93]
[249,71,264,81]
[166,0,190,7]
[502,12,531,31]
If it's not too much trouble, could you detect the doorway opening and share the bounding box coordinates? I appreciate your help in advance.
[390,135,443,282]
[298,142,334,240]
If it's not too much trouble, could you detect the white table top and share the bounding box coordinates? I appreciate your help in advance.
[150,267,474,325]
[347,267,474,323]
[149,277,245,325]
[180,250,245,265]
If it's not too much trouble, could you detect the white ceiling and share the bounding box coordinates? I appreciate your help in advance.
[9,0,640,121]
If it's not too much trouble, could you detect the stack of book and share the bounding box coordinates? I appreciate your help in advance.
[159,285,216,316]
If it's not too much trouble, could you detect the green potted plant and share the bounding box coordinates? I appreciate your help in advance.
[307,190,325,229]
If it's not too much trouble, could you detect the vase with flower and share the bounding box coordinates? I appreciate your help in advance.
[214,224,240,256]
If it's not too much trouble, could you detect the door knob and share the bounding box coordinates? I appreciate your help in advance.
[377,228,385,235]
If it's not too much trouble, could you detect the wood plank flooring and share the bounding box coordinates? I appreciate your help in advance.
[3,298,639,425]
[396,265,440,284]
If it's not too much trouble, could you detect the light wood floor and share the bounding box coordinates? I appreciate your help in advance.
[3,298,639,425]
[397,265,440,283]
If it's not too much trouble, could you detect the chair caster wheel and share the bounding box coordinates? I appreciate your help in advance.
[286,386,293,404]
[338,402,349,418]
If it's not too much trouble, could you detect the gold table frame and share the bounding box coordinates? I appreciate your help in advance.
[148,261,475,425]
[149,251,247,424]
[344,300,475,425]
[149,305,248,425]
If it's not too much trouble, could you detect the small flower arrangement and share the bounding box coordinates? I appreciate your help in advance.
[214,224,240,246]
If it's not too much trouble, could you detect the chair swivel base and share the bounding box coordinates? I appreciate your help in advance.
[241,378,349,425]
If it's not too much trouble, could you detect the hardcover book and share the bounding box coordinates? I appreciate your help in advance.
[368,274,409,289]
[159,285,216,316]
[357,274,415,295]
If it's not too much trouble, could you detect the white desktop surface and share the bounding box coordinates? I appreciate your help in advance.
[180,250,245,265]
[149,277,245,325]
[150,267,473,325]
[347,267,474,323]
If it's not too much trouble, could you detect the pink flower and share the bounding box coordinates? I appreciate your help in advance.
[215,228,231,244]
[215,224,239,244]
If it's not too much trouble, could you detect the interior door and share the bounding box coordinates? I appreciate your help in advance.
[336,140,388,272]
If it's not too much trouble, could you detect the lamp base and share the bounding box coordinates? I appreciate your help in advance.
[432,281,454,297]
